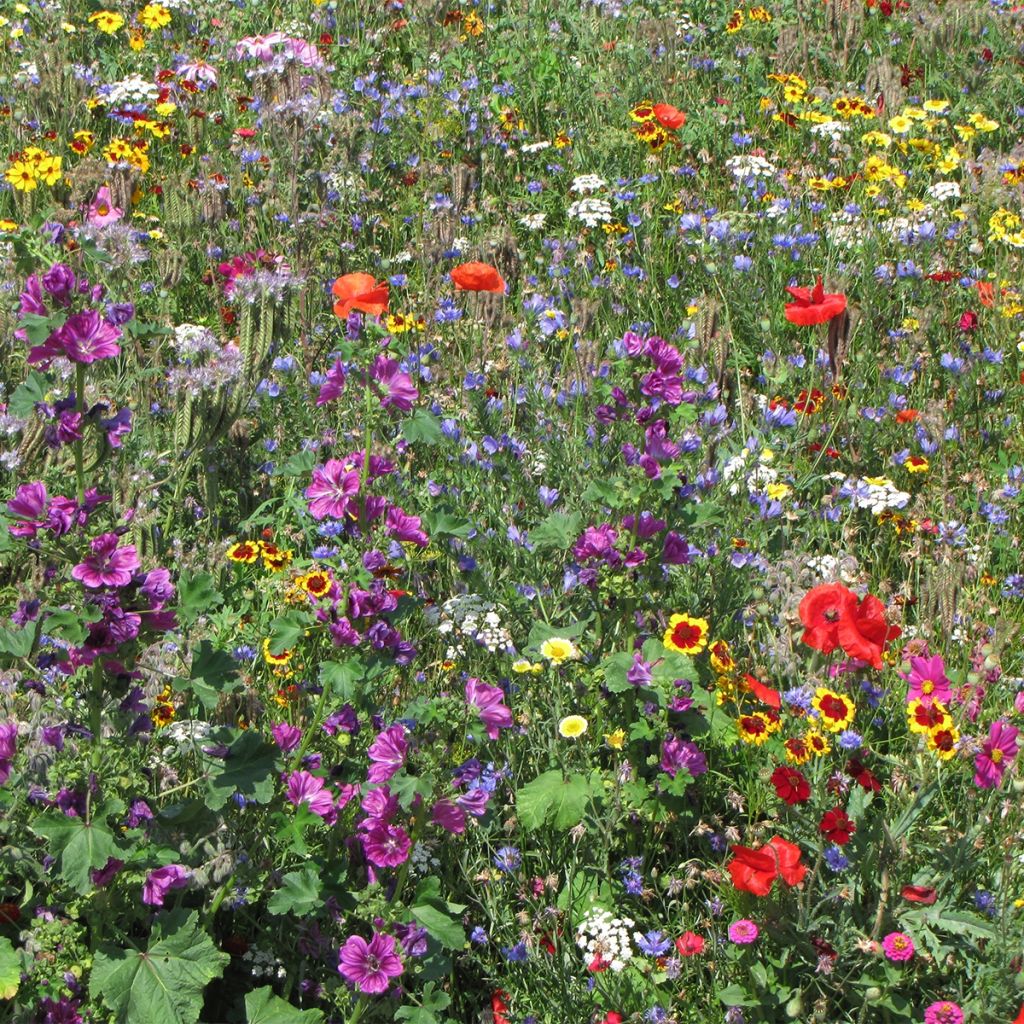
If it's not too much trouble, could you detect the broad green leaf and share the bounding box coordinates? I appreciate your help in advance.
[9,370,49,418]
[528,511,582,551]
[42,607,102,645]
[267,866,322,917]
[273,450,317,478]
[395,983,451,1023]
[423,511,472,539]
[30,811,121,894]
[516,770,590,831]
[205,730,279,811]
[717,984,758,1007]
[176,572,222,625]
[17,312,61,346]
[410,904,465,950]
[89,910,228,1024]
[401,410,444,446]
[525,618,589,654]
[0,623,35,659]
[245,986,324,1024]
[267,612,307,655]
[0,936,20,1000]
[581,479,621,508]
[184,641,241,710]
[320,659,364,700]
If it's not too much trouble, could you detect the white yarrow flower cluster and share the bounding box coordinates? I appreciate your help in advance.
[101,74,160,105]
[837,475,911,514]
[567,197,613,227]
[570,174,607,194]
[725,154,777,178]
[575,909,634,972]
[520,213,547,231]
[520,140,552,154]
[809,120,850,141]
[927,181,961,201]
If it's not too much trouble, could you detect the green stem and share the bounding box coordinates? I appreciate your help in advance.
[74,362,86,505]
[204,872,236,928]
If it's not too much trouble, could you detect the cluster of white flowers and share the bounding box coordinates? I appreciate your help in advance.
[928,180,961,201]
[825,210,865,250]
[450,236,471,255]
[723,447,777,497]
[410,841,442,876]
[807,553,860,584]
[172,323,220,357]
[570,174,607,194]
[242,947,286,980]
[808,120,850,141]
[520,140,552,155]
[163,720,213,744]
[837,475,911,514]
[567,197,613,227]
[13,62,40,87]
[520,213,547,231]
[101,74,160,106]
[426,594,515,658]
[725,154,777,178]
[575,909,634,972]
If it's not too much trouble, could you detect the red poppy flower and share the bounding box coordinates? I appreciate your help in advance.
[491,990,510,1024]
[901,884,937,905]
[450,261,506,294]
[1013,1004,1024,1024]
[819,807,856,845]
[653,103,686,130]
[835,593,901,669]
[675,931,705,956]
[784,277,847,326]
[331,272,389,319]
[744,673,781,709]
[727,836,807,896]
[799,583,857,654]
[771,765,811,805]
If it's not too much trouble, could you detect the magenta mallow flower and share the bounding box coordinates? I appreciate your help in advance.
[370,355,418,413]
[430,798,466,834]
[0,721,17,785]
[28,309,122,366]
[71,533,140,588]
[903,654,952,706]
[316,359,346,406]
[465,678,512,740]
[142,864,190,906]
[384,505,429,547]
[366,724,407,783]
[305,459,360,521]
[924,1001,964,1024]
[727,919,759,945]
[338,932,404,994]
[660,736,707,779]
[361,821,411,867]
[271,722,302,753]
[974,720,1019,789]
[882,931,915,962]
[286,770,336,819]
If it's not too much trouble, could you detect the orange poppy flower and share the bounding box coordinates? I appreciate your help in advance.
[450,261,506,294]
[653,103,686,130]
[331,272,389,319]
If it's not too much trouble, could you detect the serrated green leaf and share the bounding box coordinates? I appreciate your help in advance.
[184,641,241,711]
[267,612,307,655]
[30,812,120,894]
[516,770,590,831]
[395,983,451,1023]
[9,370,49,418]
[204,730,279,811]
[528,511,581,551]
[89,910,228,1024]
[176,572,222,626]
[245,986,324,1024]
[273,450,317,478]
[267,867,322,917]
[320,659,364,700]
[410,904,465,950]
[581,479,621,508]
[401,410,444,446]
[423,511,472,539]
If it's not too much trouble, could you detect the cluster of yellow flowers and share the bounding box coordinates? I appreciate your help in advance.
[4,147,62,192]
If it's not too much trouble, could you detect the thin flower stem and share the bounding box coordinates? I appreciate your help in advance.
[74,362,86,505]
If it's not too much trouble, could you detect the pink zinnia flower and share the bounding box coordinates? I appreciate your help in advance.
[87,186,123,227]
[974,720,1019,789]
[465,678,512,740]
[286,770,336,819]
[903,654,952,706]
[366,724,407,783]
[882,931,915,962]
[924,1001,964,1024]
[142,864,190,906]
[727,919,759,945]
[71,534,140,588]
[304,459,360,521]
[338,932,403,994]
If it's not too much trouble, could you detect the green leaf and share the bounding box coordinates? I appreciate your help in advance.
[888,781,937,840]
[0,623,35,659]
[30,811,121,894]
[185,641,241,711]
[602,651,638,693]
[176,572,222,626]
[17,312,61,346]
[395,983,451,1023]
[320,659,364,700]
[273,450,317,478]
[204,730,279,811]
[89,909,229,1024]
[9,370,49,418]
[410,904,465,951]
[267,866,322,917]
[581,478,621,508]
[267,612,307,655]
[401,410,444,446]
[245,986,324,1024]
[525,618,589,654]
[516,770,591,831]
[423,511,472,539]
[717,984,758,1007]
[42,607,102,645]
[528,511,581,551]
[0,936,20,1000]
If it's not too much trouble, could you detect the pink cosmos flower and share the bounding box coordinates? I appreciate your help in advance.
[903,654,952,706]
[234,32,285,61]
[974,720,1019,789]
[924,1001,964,1024]
[142,864,190,906]
[305,459,360,521]
[87,186,123,227]
[882,931,915,962]
[366,724,407,783]
[71,534,140,588]
[727,919,759,945]
[338,932,403,994]
[286,770,336,819]
[465,678,512,740]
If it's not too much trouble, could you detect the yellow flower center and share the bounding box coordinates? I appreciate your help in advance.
[921,680,934,695]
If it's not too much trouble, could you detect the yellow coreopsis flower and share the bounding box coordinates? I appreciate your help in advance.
[138,3,171,29]
[36,156,62,186]
[88,10,125,33]
[4,161,37,192]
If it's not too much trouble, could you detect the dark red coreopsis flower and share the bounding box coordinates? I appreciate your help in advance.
[771,765,811,805]
[819,807,856,846]
[784,277,847,326]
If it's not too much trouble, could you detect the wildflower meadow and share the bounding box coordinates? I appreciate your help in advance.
[2,1,1024,1022]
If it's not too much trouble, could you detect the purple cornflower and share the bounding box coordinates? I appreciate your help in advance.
[338,932,404,994]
